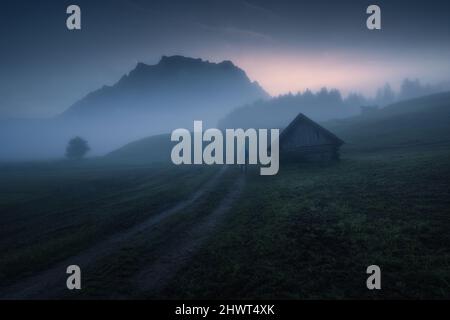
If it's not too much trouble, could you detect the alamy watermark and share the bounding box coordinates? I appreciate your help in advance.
[65,4,380,31]
[66,265,81,290]
[170,121,279,176]
[66,5,81,30]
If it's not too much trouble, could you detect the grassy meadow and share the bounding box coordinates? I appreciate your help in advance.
[1,92,450,299]
[162,145,450,299]
[0,161,217,288]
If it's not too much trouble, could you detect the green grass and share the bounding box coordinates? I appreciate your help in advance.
[1,146,450,299]
[161,146,450,299]
[0,161,217,287]
[66,167,241,299]
[2,90,450,299]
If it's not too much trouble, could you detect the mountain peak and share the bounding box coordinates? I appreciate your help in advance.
[130,56,242,76]
[135,62,149,69]
[159,55,203,65]
[129,56,219,75]
[63,55,269,123]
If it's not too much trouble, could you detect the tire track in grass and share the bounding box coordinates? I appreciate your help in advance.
[133,175,246,297]
[0,167,228,300]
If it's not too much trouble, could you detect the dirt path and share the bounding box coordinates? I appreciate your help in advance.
[0,167,229,300]
[133,175,246,297]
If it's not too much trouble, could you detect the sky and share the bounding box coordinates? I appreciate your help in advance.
[1,0,450,118]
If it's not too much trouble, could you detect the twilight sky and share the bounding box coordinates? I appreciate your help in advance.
[1,0,450,118]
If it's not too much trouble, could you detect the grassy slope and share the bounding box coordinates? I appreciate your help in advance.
[105,134,173,165]
[160,93,450,299]
[325,91,450,150]
[162,146,450,299]
[107,91,450,160]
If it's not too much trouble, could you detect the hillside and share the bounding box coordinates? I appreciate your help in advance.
[3,92,450,299]
[0,56,268,160]
[325,91,450,150]
[218,88,363,129]
[62,55,268,127]
[105,134,174,165]
[107,91,450,164]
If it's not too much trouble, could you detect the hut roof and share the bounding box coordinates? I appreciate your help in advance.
[279,113,344,146]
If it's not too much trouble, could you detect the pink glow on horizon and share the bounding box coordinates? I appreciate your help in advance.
[198,48,448,98]
[227,51,405,97]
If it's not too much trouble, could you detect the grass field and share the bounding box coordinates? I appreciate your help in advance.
[0,161,217,288]
[3,144,448,298]
[161,145,450,299]
[67,167,241,299]
[1,93,450,299]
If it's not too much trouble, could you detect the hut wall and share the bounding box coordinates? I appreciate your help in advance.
[280,123,341,162]
[281,124,333,149]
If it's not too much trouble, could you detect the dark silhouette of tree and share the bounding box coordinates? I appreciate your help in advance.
[66,137,90,160]
[376,83,396,106]
[218,78,450,130]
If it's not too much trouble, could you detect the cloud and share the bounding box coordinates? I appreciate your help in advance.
[195,23,273,42]
[242,1,279,19]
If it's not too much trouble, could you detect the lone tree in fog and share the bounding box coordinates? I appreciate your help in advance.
[66,137,90,160]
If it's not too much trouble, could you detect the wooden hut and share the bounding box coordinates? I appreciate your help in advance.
[279,113,344,161]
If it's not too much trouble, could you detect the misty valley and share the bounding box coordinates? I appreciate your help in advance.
[1,0,450,302]
[1,57,445,162]
[1,83,450,299]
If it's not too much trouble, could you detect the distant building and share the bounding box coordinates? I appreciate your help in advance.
[279,113,344,161]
